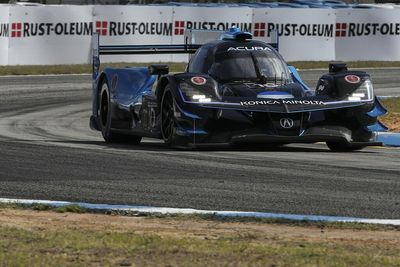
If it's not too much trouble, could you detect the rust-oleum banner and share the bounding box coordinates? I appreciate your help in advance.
[93,5,174,63]
[1,5,400,65]
[171,6,253,62]
[336,8,400,61]
[0,5,9,65]
[8,5,93,65]
[252,8,336,61]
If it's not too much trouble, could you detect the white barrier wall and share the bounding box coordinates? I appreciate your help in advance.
[93,5,174,62]
[253,8,336,61]
[1,5,400,65]
[335,8,400,61]
[171,6,252,61]
[8,6,93,65]
[0,5,9,65]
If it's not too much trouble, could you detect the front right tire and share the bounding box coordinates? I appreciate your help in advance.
[160,87,179,147]
[326,141,366,152]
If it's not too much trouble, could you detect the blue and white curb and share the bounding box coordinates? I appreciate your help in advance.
[0,198,399,226]
[375,132,400,147]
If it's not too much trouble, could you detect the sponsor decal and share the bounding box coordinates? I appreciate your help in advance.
[0,23,8,37]
[11,23,22,38]
[336,22,400,37]
[8,21,93,38]
[240,99,325,106]
[227,46,271,52]
[174,20,252,35]
[96,21,108,36]
[3,21,170,38]
[1,20,252,38]
[254,22,266,37]
[191,76,207,85]
[174,21,185,35]
[3,19,400,39]
[336,23,347,37]
[263,23,334,38]
[108,22,172,36]
[241,100,280,106]
[158,21,380,38]
[256,21,400,38]
[344,75,361,84]
[317,84,325,92]
[280,118,294,129]
[281,100,325,105]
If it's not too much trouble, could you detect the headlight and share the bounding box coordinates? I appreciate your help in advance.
[347,79,374,101]
[179,82,214,103]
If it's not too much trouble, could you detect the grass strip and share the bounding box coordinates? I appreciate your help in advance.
[0,225,398,267]
[1,61,400,76]
[0,63,187,75]
[289,61,400,70]
[0,207,399,266]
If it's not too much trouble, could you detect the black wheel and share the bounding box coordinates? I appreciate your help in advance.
[326,141,366,152]
[99,80,141,144]
[160,87,178,146]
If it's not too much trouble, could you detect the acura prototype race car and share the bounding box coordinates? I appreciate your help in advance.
[90,28,387,151]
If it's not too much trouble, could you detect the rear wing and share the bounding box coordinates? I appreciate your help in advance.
[92,28,279,80]
[91,35,200,80]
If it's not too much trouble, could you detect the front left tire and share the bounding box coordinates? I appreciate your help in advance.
[99,79,142,144]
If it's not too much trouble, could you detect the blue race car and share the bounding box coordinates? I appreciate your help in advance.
[90,28,387,151]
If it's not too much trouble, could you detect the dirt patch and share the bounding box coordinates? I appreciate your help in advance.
[380,98,400,132]
[381,112,400,132]
[0,209,399,242]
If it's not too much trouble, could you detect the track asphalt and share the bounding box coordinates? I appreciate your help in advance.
[0,70,399,219]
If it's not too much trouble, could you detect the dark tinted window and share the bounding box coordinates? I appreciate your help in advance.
[210,49,291,82]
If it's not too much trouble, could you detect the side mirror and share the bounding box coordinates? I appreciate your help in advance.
[329,62,347,73]
[148,64,169,75]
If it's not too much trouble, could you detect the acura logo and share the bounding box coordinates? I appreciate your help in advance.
[280,118,294,129]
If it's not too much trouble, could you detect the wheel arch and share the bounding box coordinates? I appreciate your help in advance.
[156,76,170,107]
[93,72,109,115]
[156,75,181,108]
[97,73,109,98]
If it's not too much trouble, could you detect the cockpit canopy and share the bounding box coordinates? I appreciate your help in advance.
[187,40,292,84]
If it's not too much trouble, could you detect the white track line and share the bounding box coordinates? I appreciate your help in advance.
[0,198,399,226]
[378,95,400,99]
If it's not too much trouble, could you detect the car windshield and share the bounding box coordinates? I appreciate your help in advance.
[210,50,292,83]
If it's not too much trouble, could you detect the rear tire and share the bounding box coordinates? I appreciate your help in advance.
[99,80,141,144]
[326,141,366,152]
